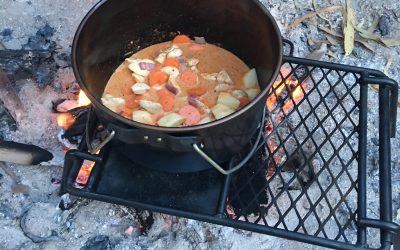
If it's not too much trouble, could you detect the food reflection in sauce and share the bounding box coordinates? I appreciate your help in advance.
[102,35,261,127]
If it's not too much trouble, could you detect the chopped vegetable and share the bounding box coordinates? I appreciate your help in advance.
[155,52,167,64]
[217,92,240,110]
[243,68,258,88]
[245,88,260,100]
[131,82,150,94]
[164,58,180,68]
[127,59,155,77]
[157,113,186,127]
[101,94,126,112]
[239,96,250,106]
[187,96,198,107]
[125,95,139,109]
[201,73,218,81]
[172,35,191,44]
[148,70,169,86]
[121,108,133,118]
[179,70,198,87]
[132,110,153,125]
[215,83,233,92]
[179,105,201,126]
[158,89,175,112]
[139,61,156,71]
[231,90,248,99]
[187,86,207,96]
[211,104,235,119]
[165,83,179,95]
[217,70,233,84]
[167,47,183,58]
[139,100,163,114]
[160,66,180,78]
[198,116,213,124]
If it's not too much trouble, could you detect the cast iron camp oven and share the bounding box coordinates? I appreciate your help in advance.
[72,0,283,170]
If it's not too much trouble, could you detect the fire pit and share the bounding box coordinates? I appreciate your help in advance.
[60,41,399,249]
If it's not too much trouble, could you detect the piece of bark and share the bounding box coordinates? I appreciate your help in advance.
[0,68,24,123]
[0,141,53,165]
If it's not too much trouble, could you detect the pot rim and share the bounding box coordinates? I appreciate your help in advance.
[72,0,283,133]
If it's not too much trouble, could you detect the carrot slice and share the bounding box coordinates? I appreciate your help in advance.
[173,35,191,44]
[179,105,201,126]
[121,108,133,118]
[187,85,207,96]
[179,70,198,87]
[125,95,139,109]
[164,58,180,68]
[158,89,175,112]
[239,97,250,107]
[148,70,169,86]
[200,96,217,108]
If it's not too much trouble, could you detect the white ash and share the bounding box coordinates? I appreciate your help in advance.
[0,0,398,249]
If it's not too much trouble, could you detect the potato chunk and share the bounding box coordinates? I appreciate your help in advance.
[217,92,240,110]
[211,104,235,119]
[157,113,186,127]
[132,110,153,125]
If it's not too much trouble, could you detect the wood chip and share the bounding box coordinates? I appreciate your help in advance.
[343,0,356,56]
[288,5,343,29]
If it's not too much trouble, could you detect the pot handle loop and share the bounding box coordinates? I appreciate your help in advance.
[193,108,266,175]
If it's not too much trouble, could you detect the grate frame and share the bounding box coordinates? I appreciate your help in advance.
[61,55,399,250]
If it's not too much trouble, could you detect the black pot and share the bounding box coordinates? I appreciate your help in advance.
[72,0,282,167]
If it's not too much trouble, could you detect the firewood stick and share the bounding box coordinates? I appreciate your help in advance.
[0,141,53,165]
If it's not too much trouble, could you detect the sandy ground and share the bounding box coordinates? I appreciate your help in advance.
[0,0,399,249]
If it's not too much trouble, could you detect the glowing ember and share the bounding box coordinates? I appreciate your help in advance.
[56,90,91,130]
[75,160,95,185]
[78,90,91,106]
[57,113,75,129]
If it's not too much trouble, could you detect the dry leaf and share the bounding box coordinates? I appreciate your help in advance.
[369,84,379,91]
[325,34,340,45]
[384,55,393,75]
[367,17,380,33]
[312,0,334,27]
[318,26,375,52]
[355,26,400,47]
[288,5,342,29]
[343,0,356,56]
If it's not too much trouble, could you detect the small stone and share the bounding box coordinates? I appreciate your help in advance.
[371,138,379,146]
[0,28,12,37]
[378,15,390,36]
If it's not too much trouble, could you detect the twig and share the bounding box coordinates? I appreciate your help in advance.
[20,204,64,243]
[288,5,343,29]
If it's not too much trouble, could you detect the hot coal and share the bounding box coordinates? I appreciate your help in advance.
[81,235,114,250]
[282,153,316,189]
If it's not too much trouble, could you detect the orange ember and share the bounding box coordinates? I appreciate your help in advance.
[78,90,91,106]
[57,113,76,129]
[76,160,96,185]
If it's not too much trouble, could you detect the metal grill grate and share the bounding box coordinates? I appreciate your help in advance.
[229,61,362,243]
[61,55,399,250]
